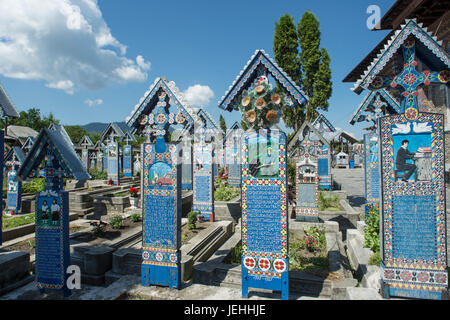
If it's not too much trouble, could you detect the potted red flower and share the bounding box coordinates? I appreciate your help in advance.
[129,187,139,208]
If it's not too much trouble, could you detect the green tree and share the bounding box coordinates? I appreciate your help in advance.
[240,120,248,132]
[273,11,332,129]
[297,11,332,121]
[65,125,90,144]
[219,114,227,134]
[4,108,60,132]
[274,14,304,132]
[89,132,102,144]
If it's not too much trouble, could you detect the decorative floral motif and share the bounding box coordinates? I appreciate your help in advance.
[244,256,256,270]
[405,107,418,120]
[258,258,270,271]
[273,259,286,273]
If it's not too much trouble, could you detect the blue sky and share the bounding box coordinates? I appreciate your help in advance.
[0,0,396,139]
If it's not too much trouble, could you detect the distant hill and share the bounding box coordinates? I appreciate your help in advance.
[81,121,131,134]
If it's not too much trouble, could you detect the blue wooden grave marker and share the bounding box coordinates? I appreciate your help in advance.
[192,126,214,221]
[295,137,319,222]
[107,140,120,185]
[363,132,380,216]
[219,49,309,300]
[349,89,401,216]
[241,129,289,299]
[141,142,181,288]
[125,77,195,288]
[181,135,193,190]
[225,122,243,187]
[16,127,90,296]
[123,144,133,177]
[288,121,331,191]
[5,147,25,216]
[349,19,449,300]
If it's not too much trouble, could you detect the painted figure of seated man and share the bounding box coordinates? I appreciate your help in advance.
[395,139,416,182]
[259,147,277,177]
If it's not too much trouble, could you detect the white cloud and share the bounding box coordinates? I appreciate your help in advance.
[46,80,74,94]
[182,84,215,107]
[136,55,151,71]
[0,0,150,94]
[84,98,103,107]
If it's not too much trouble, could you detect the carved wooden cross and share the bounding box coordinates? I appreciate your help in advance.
[368,37,449,120]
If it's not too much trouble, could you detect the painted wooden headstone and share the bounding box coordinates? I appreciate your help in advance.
[5,147,25,216]
[107,140,119,185]
[125,77,195,288]
[97,150,103,171]
[349,89,401,216]
[349,19,450,299]
[134,152,141,175]
[181,134,193,190]
[225,122,243,187]
[141,141,181,287]
[16,128,90,295]
[288,121,331,191]
[295,138,319,222]
[317,144,331,190]
[219,49,309,300]
[363,132,380,216]
[81,149,89,169]
[192,126,214,221]
[123,144,133,177]
[103,146,108,171]
[242,129,289,299]
[90,152,97,170]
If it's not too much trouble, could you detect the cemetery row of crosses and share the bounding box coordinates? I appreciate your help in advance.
[0,14,449,300]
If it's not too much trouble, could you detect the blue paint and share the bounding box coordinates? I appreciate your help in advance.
[141,143,181,289]
[392,195,436,261]
[107,142,120,184]
[144,193,176,245]
[297,184,317,207]
[123,145,132,177]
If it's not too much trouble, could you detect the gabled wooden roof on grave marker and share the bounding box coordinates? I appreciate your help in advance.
[349,89,401,125]
[17,128,91,182]
[78,135,94,147]
[125,77,195,134]
[224,121,241,142]
[49,124,74,147]
[5,146,26,165]
[352,19,450,94]
[120,130,137,143]
[288,121,330,156]
[94,140,105,150]
[21,136,35,153]
[218,49,308,111]
[312,113,336,133]
[100,123,125,144]
[196,109,222,132]
[0,83,19,118]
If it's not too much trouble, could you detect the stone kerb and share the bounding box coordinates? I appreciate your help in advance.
[214,195,241,222]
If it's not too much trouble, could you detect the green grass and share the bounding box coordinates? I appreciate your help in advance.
[214,178,239,202]
[2,213,35,230]
[104,191,129,197]
[318,192,342,211]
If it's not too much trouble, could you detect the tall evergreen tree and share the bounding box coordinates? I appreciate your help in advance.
[298,11,332,121]
[219,114,227,134]
[273,14,304,132]
[273,11,332,129]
